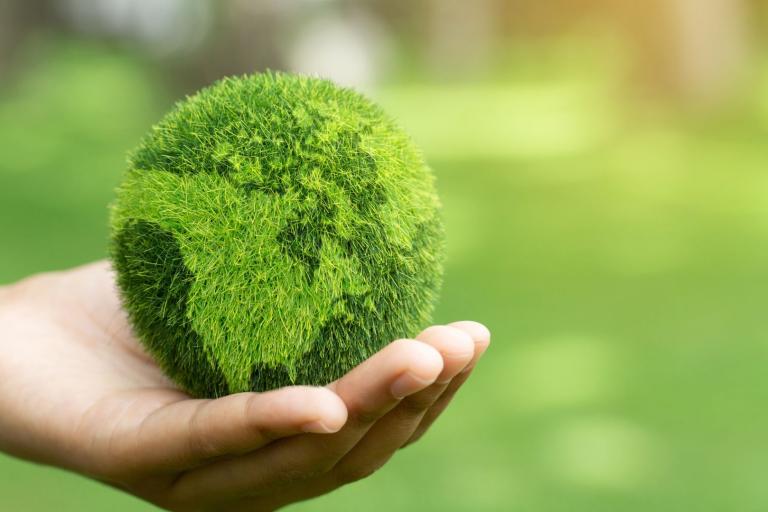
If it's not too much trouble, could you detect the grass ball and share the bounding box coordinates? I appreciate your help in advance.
[110,72,444,397]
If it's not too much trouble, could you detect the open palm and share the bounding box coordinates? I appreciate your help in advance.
[0,261,489,511]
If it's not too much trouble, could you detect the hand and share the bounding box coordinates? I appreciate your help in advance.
[0,262,490,511]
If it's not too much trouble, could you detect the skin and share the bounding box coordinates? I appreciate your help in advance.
[0,261,490,511]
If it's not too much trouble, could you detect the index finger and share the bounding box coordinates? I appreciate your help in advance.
[108,386,348,474]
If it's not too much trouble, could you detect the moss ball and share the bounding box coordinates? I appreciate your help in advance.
[110,72,444,397]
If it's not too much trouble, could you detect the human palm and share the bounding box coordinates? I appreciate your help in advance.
[0,262,489,511]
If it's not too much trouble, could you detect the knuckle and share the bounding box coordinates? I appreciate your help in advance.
[188,404,219,459]
[244,392,264,418]
[244,395,277,439]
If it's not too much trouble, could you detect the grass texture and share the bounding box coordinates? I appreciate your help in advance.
[110,72,444,397]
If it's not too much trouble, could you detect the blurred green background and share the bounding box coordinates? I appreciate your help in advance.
[2,1,768,510]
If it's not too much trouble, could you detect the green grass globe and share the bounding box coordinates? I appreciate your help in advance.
[110,72,444,398]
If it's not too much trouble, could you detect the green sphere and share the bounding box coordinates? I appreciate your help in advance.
[110,72,444,397]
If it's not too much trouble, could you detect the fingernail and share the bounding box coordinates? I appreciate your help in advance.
[390,372,433,399]
[301,420,335,434]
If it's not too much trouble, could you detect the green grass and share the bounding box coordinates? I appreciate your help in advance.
[2,39,768,511]
[111,72,443,396]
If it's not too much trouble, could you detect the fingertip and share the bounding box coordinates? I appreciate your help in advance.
[415,325,476,383]
[417,325,475,360]
[290,386,348,432]
[252,386,348,435]
[388,339,444,398]
[392,338,444,381]
[301,406,347,433]
[449,321,491,349]
[315,389,349,432]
